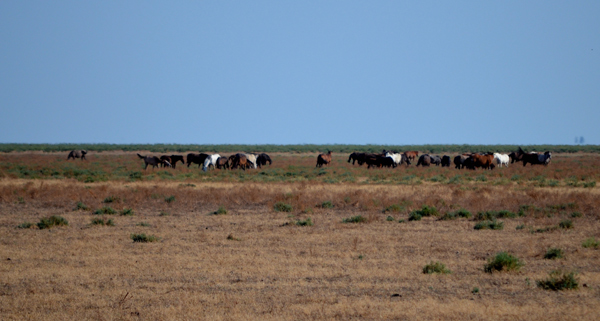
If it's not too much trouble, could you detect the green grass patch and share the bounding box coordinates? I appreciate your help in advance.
[91,217,115,226]
[582,237,599,249]
[295,217,313,226]
[537,270,579,291]
[440,209,471,220]
[544,248,564,260]
[474,220,504,230]
[274,202,293,212]
[103,196,120,203]
[120,208,134,216]
[130,233,159,243]
[17,222,33,229]
[484,252,524,273]
[422,261,451,274]
[342,215,366,223]
[212,206,228,215]
[74,201,90,211]
[164,195,176,204]
[558,219,573,229]
[320,201,334,209]
[37,215,69,229]
[475,210,516,220]
[94,206,117,215]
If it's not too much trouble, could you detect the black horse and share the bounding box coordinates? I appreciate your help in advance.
[186,153,209,168]
[256,153,272,168]
[67,150,87,160]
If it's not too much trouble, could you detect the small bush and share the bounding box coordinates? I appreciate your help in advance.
[120,208,134,216]
[164,195,176,204]
[475,210,516,220]
[544,248,564,260]
[295,217,313,226]
[103,196,120,203]
[484,252,524,273]
[91,217,115,226]
[582,237,599,249]
[440,209,471,220]
[274,202,293,212]
[131,233,159,243]
[474,220,504,230]
[94,207,117,215]
[423,261,451,274]
[472,287,479,294]
[226,234,241,241]
[398,219,406,223]
[212,206,228,215]
[320,201,334,209]
[537,270,579,291]
[583,181,596,188]
[37,216,69,229]
[416,205,439,217]
[386,216,395,222]
[558,220,573,229]
[342,215,366,223]
[74,202,90,211]
[408,212,422,221]
[17,222,33,229]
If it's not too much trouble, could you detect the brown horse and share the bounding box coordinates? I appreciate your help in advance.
[404,151,419,162]
[316,151,332,167]
[216,156,230,169]
[138,154,170,170]
[470,153,495,170]
[67,150,87,160]
[230,153,250,170]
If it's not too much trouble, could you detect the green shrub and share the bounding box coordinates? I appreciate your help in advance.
[544,248,564,260]
[91,217,115,226]
[398,219,406,223]
[342,215,366,223]
[37,216,69,229]
[582,237,599,249]
[558,220,573,229]
[484,252,524,273]
[120,208,134,216]
[321,201,334,209]
[103,196,120,203]
[130,233,159,243]
[408,212,422,221]
[74,202,90,211]
[422,261,451,274]
[295,217,313,226]
[472,287,480,294]
[212,206,228,215]
[94,207,117,215]
[537,270,578,291]
[408,205,438,221]
[583,181,596,188]
[474,220,504,230]
[386,216,395,222]
[274,202,293,212]
[164,195,176,204]
[440,209,471,220]
[17,222,33,229]
[475,210,516,220]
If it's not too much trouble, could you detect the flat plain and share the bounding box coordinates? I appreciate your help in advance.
[0,151,599,320]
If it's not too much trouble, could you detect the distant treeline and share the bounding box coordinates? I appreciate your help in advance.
[0,144,599,154]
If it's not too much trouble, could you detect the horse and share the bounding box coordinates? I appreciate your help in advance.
[138,154,170,170]
[454,155,467,169]
[493,153,510,168]
[160,155,172,168]
[216,156,230,170]
[348,152,367,166]
[416,154,431,167]
[441,155,451,167]
[256,153,272,168]
[202,154,221,172]
[187,153,209,168]
[404,151,419,162]
[522,151,552,166]
[67,150,87,160]
[430,155,442,166]
[316,151,332,167]
[244,153,258,169]
[229,153,250,170]
[471,153,495,170]
[385,152,411,167]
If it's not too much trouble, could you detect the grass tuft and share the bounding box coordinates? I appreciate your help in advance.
[17,222,34,229]
[342,215,366,223]
[274,202,293,212]
[91,217,115,226]
[120,208,134,216]
[544,248,564,260]
[37,215,69,229]
[537,270,579,291]
[212,206,228,215]
[440,209,471,220]
[131,233,159,243]
[74,201,90,211]
[582,237,599,249]
[558,219,573,229]
[423,261,451,274]
[295,217,313,226]
[103,196,120,203]
[474,220,504,230]
[164,195,176,204]
[94,206,117,215]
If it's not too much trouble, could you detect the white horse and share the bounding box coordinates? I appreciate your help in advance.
[493,153,510,168]
[244,153,258,169]
[202,154,221,172]
[385,152,401,167]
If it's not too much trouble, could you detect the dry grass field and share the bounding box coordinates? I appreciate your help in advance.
[1,152,599,320]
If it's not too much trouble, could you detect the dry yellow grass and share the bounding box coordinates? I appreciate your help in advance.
[1,176,599,320]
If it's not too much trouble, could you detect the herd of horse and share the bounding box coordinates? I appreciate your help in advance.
[344,147,552,170]
[66,146,552,171]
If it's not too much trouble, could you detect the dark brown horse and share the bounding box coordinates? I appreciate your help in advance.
[138,154,170,170]
[67,150,87,160]
[348,152,367,166]
[216,156,230,169]
[186,153,209,168]
[256,153,272,168]
[316,151,332,167]
[230,153,250,170]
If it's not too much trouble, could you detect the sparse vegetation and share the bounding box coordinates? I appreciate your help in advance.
[37,216,69,229]
[544,248,564,260]
[484,252,524,273]
[582,237,599,249]
[164,195,176,204]
[537,270,579,291]
[74,201,90,211]
[130,233,159,243]
[440,209,471,220]
[475,210,516,220]
[559,219,573,229]
[274,202,293,212]
[423,261,451,274]
[212,206,228,215]
[91,217,115,226]
[120,208,134,216]
[320,201,334,209]
[103,196,120,203]
[295,217,313,226]
[342,215,366,223]
[17,222,33,229]
[474,220,504,230]
[94,207,117,215]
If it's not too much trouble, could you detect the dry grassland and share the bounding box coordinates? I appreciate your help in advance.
[0,153,599,320]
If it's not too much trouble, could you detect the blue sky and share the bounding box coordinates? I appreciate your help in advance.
[1,1,598,145]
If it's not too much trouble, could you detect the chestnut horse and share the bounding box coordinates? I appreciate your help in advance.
[316,151,332,167]
[403,151,419,162]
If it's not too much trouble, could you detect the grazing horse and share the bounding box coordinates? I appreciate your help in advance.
[256,153,272,168]
[229,153,250,170]
[67,150,87,160]
[441,155,451,167]
[202,154,221,172]
[493,153,510,168]
[522,151,552,166]
[471,153,495,170]
[244,153,258,169]
[316,151,332,167]
[404,151,419,162]
[385,152,411,167]
[348,152,367,166]
[454,155,468,169]
[187,153,210,168]
[216,156,230,170]
[138,154,170,170]
[430,155,442,166]
[416,154,432,167]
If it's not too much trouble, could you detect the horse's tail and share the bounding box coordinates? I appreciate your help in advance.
[137,154,145,159]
